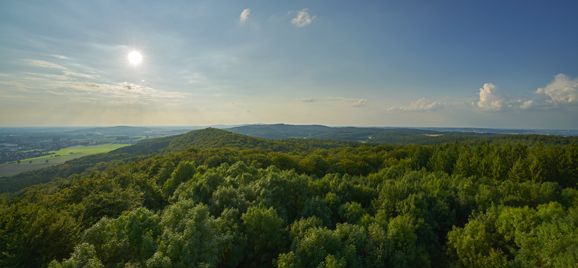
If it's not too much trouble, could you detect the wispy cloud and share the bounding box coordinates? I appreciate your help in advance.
[352,99,367,107]
[52,55,68,59]
[16,77,188,104]
[297,97,316,102]
[0,73,9,76]
[292,8,315,27]
[26,72,71,80]
[29,60,67,70]
[239,8,251,24]
[323,96,369,107]
[63,71,96,79]
[63,81,188,100]
[68,97,147,105]
[388,98,445,112]
[0,81,31,92]
[47,90,74,95]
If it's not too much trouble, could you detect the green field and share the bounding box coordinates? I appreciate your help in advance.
[0,163,60,178]
[0,144,127,177]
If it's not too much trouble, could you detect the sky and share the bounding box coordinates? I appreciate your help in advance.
[1,1,577,129]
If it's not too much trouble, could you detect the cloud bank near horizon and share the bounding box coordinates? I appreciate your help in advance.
[388,74,578,113]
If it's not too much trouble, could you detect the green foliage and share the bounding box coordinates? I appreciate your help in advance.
[162,161,196,198]
[508,157,529,182]
[302,197,333,227]
[81,208,161,267]
[447,202,578,267]
[338,202,367,225]
[0,196,80,267]
[0,131,577,268]
[150,201,230,267]
[241,206,288,267]
[48,243,104,268]
[215,208,247,268]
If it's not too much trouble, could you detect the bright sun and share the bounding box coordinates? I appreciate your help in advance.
[128,51,142,64]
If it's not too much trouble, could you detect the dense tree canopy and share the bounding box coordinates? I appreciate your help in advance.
[1,131,577,267]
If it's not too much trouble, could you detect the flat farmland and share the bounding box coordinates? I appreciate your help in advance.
[0,144,128,177]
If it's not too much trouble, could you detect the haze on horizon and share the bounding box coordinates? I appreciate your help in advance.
[1,1,577,129]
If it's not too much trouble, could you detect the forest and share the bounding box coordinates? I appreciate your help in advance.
[0,128,577,267]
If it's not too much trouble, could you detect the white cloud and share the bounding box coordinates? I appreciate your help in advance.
[47,90,73,95]
[474,75,578,111]
[239,8,250,24]
[52,55,68,59]
[390,83,513,113]
[0,73,9,76]
[68,97,147,105]
[520,100,533,109]
[0,81,31,92]
[292,8,315,27]
[388,73,578,114]
[25,79,188,103]
[477,83,506,111]
[352,99,367,107]
[297,97,316,102]
[29,60,67,70]
[388,98,445,112]
[63,71,96,79]
[26,72,71,80]
[83,81,187,99]
[525,74,578,110]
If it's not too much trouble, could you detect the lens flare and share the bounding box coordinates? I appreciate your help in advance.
[128,51,142,64]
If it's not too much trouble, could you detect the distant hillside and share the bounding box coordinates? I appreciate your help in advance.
[162,128,354,154]
[227,124,498,143]
[227,124,578,146]
[227,124,333,139]
[111,135,175,154]
[0,128,353,195]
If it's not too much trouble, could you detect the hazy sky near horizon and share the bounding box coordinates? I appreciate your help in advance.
[1,1,577,128]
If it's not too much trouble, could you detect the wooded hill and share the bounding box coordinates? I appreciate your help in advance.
[227,124,578,145]
[0,129,354,196]
[226,124,498,142]
[2,127,577,196]
[0,128,577,267]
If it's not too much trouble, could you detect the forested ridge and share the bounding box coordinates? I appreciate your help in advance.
[2,128,576,196]
[0,128,354,196]
[1,129,577,267]
[227,124,578,146]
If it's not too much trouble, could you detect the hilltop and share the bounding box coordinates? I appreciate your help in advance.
[0,128,353,195]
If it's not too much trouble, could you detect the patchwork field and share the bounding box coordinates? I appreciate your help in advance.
[0,144,127,177]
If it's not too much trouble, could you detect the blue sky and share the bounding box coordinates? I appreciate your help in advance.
[1,0,577,128]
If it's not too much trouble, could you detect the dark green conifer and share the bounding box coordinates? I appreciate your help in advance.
[508,157,528,183]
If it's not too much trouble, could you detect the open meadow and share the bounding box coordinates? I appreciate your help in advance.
[0,144,127,177]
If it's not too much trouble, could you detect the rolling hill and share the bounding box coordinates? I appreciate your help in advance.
[0,128,353,195]
[2,126,577,196]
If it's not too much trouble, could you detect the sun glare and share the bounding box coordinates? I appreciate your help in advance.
[128,51,142,64]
